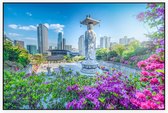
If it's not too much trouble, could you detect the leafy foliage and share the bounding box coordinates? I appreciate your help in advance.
[112,44,125,57]
[4,41,30,67]
[4,68,96,109]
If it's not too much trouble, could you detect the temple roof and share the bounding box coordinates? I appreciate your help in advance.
[80,15,100,25]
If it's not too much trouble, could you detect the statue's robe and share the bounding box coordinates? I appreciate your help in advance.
[85,30,96,60]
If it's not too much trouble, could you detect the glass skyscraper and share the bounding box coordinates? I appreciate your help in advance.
[78,35,85,56]
[14,40,24,48]
[27,45,37,55]
[37,24,48,54]
[57,32,63,50]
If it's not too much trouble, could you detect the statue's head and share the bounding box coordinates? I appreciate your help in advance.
[87,23,93,30]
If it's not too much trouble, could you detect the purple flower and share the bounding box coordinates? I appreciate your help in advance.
[156,48,164,53]
[92,98,100,109]
[146,11,155,17]
[153,39,158,45]
[130,56,138,61]
[156,8,164,16]
[43,82,50,84]
[151,85,159,93]
[159,27,164,32]
[66,84,79,91]
[86,94,95,101]
[84,86,92,92]
[66,86,71,91]
[160,39,164,45]
[124,61,129,65]
[66,102,73,109]
[76,98,85,109]
[136,12,145,21]
[148,3,156,9]
[120,98,130,108]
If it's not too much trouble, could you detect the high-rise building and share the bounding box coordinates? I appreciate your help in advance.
[27,45,37,55]
[49,46,53,50]
[37,24,48,54]
[57,32,63,50]
[14,40,24,48]
[100,36,111,48]
[105,36,111,48]
[119,36,136,45]
[100,37,105,48]
[128,37,136,43]
[78,35,85,56]
[65,45,72,51]
[63,38,66,50]
[97,45,100,49]
[119,36,129,45]
[4,34,13,44]
[110,42,118,49]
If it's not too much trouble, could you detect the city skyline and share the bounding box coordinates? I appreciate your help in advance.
[4,3,153,49]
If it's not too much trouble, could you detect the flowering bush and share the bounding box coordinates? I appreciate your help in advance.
[66,71,138,110]
[130,52,164,109]
[130,3,165,109]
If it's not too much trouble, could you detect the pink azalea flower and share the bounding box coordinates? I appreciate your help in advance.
[158,104,164,109]
[143,89,152,97]
[141,71,150,76]
[150,102,158,109]
[140,77,148,82]
[150,78,159,85]
[137,61,147,68]
[140,102,150,109]
[130,98,140,106]
[136,92,146,100]
[153,94,164,102]
[158,85,164,91]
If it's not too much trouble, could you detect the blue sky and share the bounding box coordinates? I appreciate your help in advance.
[4,3,151,49]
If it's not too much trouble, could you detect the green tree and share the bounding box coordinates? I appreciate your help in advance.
[122,40,140,59]
[96,48,109,60]
[4,41,13,60]
[107,50,118,60]
[112,44,125,57]
[129,40,140,49]
[4,41,30,67]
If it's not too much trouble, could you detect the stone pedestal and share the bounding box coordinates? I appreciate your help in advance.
[81,59,98,74]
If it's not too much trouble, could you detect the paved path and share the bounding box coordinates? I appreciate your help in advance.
[36,61,140,77]
[98,61,141,76]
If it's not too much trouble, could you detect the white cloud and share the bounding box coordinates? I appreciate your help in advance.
[44,23,49,28]
[26,12,32,16]
[18,25,36,31]
[24,37,37,41]
[44,23,64,32]
[8,23,64,32]
[8,24,36,31]
[8,24,18,29]
[8,33,22,37]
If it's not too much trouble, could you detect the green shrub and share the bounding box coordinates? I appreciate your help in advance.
[4,68,96,109]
